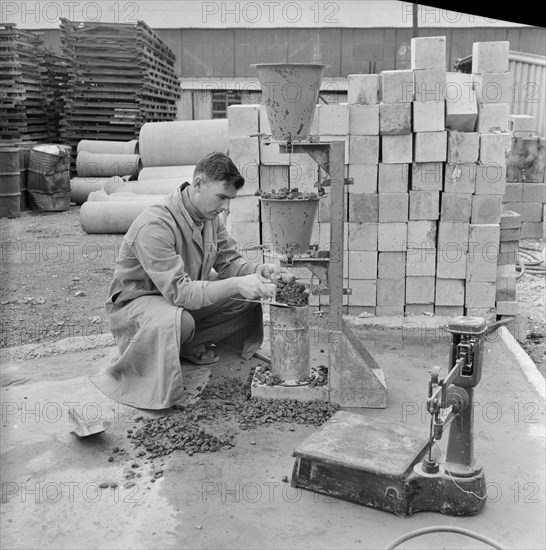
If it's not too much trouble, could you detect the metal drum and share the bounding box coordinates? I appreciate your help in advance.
[0,146,21,218]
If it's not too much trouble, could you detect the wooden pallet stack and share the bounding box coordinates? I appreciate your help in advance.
[42,50,69,142]
[0,24,48,143]
[59,19,180,160]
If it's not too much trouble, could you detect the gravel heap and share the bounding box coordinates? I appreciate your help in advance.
[131,371,339,459]
[132,419,235,459]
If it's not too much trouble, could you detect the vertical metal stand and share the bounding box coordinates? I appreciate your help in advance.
[280,140,387,407]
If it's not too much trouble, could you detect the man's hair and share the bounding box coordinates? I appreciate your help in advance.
[193,152,245,189]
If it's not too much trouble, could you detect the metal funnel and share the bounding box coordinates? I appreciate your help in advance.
[261,197,319,255]
[251,63,329,142]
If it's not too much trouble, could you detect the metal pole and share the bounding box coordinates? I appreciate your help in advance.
[413,3,419,38]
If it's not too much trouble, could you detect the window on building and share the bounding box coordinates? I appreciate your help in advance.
[211,91,242,118]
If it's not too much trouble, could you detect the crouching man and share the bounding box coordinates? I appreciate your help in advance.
[90,152,293,409]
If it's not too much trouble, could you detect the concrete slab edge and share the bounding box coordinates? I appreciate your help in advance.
[1,332,115,362]
[498,326,545,400]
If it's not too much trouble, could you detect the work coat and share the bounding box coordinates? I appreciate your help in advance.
[90,184,263,409]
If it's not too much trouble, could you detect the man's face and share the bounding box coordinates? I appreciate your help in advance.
[194,178,238,219]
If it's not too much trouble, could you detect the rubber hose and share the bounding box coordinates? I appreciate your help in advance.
[383,526,508,550]
[516,247,546,278]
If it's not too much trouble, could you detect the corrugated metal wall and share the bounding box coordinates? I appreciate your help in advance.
[28,27,546,132]
[509,52,546,138]
[37,27,545,76]
[154,27,545,77]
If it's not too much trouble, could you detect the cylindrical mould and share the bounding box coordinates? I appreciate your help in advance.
[76,151,140,178]
[80,199,162,234]
[269,305,310,382]
[138,165,196,181]
[139,119,228,167]
[77,139,139,155]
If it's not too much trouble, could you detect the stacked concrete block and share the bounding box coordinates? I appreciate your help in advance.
[227,105,261,195]
[476,103,509,133]
[495,210,522,317]
[227,136,260,195]
[411,36,446,71]
[318,103,349,135]
[376,182,409,311]
[409,191,440,220]
[289,153,319,194]
[346,79,381,314]
[497,211,520,266]
[259,165,289,193]
[465,223,500,319]
[472,40,512,237]
[503,120,545,239]
[378,164,409,193]
[414,131,447,162]
[244,39,518,319]
[380,70,414,103]
[414,69,446,104]
[347,74,379,105]
[445,72,477,132]
[437,221,468,288]
[349,104,379,135]
[377,250,406,315]
[413,101,445,132]
[508,114,535,137]
[406,220,437,314]
[412,163,443,191]
[226,105,262,260]
[258,105,290,166]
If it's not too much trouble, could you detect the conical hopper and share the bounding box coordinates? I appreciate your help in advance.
[251,63,328,142]
[261,197,320,256]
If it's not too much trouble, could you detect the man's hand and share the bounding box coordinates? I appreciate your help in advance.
[262,263,296,285]
[238,274,277,300]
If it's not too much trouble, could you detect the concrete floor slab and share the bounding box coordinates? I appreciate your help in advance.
[1,317,545,549]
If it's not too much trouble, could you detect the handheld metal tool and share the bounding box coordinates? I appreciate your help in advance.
[291,316,488,517]
[68,408,110,438]
[230,298,292,308]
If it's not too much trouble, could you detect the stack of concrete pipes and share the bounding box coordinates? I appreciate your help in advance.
[80,119,229,234]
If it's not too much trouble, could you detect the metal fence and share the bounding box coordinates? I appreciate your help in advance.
[509,51,546,138]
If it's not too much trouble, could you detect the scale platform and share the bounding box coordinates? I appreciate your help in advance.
[291,410,486,517]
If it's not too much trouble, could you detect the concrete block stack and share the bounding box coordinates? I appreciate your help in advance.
[496,210,522,317]
[458,41,512,319]
[503,113,545,240]
[225,38,524,319]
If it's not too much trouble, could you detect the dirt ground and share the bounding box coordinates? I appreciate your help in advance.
[1,207,544,375]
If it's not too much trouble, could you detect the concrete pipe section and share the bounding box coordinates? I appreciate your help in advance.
[80,197,163,234]
[76,151,140,178]
[139,119,228,167]
[103,178,183,195]
[77,139,139,155]
[70,177,117,204]
[137,165,196,180]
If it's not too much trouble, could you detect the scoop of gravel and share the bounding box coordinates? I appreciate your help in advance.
[131,372,340,459]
